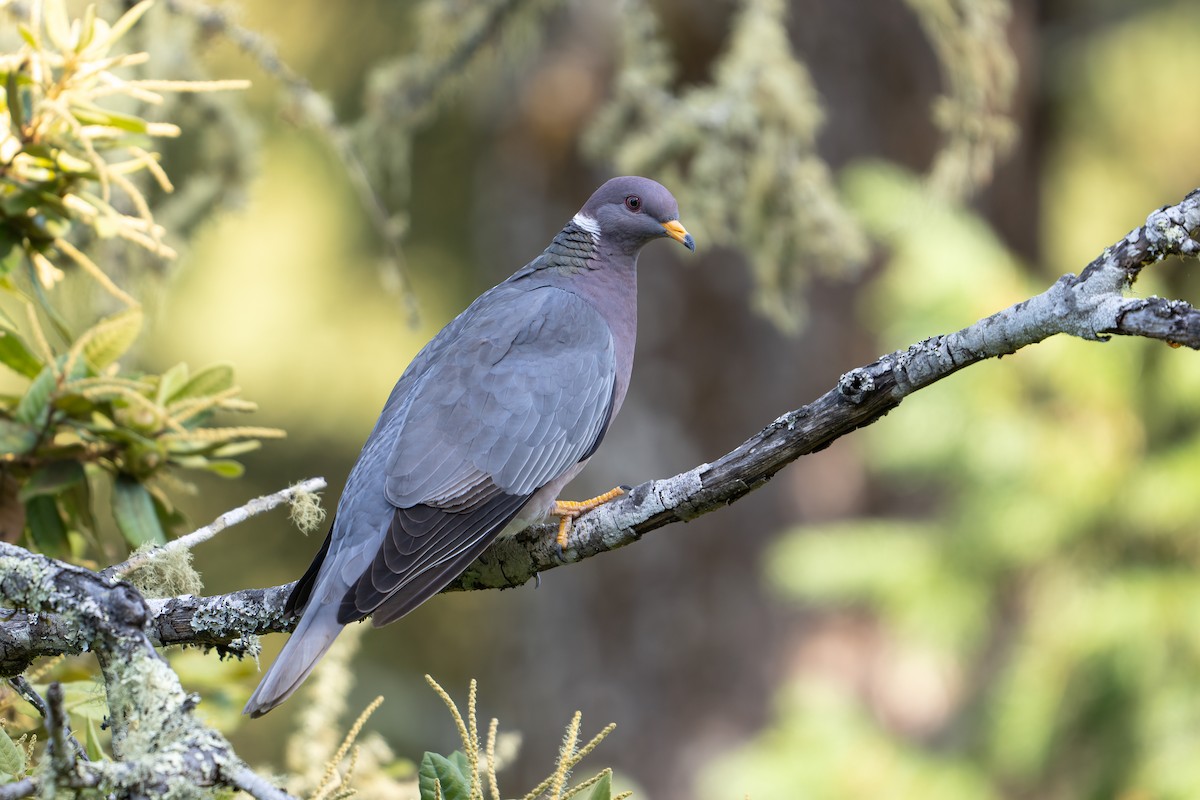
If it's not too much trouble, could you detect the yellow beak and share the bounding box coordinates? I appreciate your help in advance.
[661,219,696,252]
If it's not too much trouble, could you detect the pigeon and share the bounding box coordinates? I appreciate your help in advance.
[244,176,694,716]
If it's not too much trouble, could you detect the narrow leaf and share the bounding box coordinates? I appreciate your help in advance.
[17,24,38,48]
[18,460,85,502]
[0,229,24,278]
[14,363,56,425]
[79,307,143,371]
[111,475,165,547]
[0,419,36,455]
[167,363,234,404]
[100,0,156,50]
[419,752,473,800]
[209,440,261,459]
[25,495,70,558]
[43,0,72,52]
[0,724,25,777]
[69,105,150,134]
[585,771,613,800]
[154,362,189,405]
[195,459,244,479]
[4,67,23,135]
[85,717,103,761]
[0,327,44,378]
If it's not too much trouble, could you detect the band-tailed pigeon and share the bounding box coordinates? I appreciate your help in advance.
[244,176,694,717]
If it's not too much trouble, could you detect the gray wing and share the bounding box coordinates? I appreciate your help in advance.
[339,285,617,624]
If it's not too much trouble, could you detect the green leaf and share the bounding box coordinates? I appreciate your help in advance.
[0,327,45,378]
[418,752,474,800]
[210,440,261,459]
[0,419,36,455]
[100,0,156,51]
[154,362,189,406]
[0,723,25,777]
[25,495,69,558]
[111,475,165,548]
[69,104,149,134]
[33,681,108,723]
[5,67,24,134]
[167,363,234,404]
[16,24,38,49]
[84,716,103,762]
[61,476,97,537]
[14,363,56,425]
[18,460,85,502]
[585,770,614,800]
[79,307,143,371]
[195,459,244,479]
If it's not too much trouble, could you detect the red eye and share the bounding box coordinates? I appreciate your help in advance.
[624,195,642,212]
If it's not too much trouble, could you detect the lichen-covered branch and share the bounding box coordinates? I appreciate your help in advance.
[2,188,1199,697]
[449,188,1200,588]
[0,543,296,799]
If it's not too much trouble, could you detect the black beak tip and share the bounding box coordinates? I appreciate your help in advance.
[682,234,696,252]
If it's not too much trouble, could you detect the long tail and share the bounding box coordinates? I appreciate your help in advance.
[243,601,343,717]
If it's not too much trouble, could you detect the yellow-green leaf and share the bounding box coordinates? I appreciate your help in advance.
[16,24,38,48]
[43,0,72,52]
[98,0,155,52]
[167,363,234,404]
[197,459,244,479]
[210,440,261,459]
[4,68,23,134]
[85,716,104,761]
[70,104,149,134]
[33,681,108,723]
[0,724,25,777]
[78,307,143,371]
[77,4,97,52]
[155,362,189,405]
[0,328,43,378]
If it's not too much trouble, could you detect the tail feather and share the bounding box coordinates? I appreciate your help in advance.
[243,602,343,717]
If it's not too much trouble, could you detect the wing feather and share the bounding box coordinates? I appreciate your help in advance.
[341,285,618,623]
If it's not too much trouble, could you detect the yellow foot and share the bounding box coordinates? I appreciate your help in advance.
[553,486,626,551]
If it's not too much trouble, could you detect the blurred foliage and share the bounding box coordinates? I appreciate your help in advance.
[703,147,1200,800]
[0,0,280,561]
[587,0,867,327]
[588,0,1015,327]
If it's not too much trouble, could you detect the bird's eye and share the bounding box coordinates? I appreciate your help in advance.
[624,195,642,212]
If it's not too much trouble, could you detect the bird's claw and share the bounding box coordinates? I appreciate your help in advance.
[551,485,627,556]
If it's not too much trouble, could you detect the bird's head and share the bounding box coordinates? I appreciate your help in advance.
[575,176,695,255]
